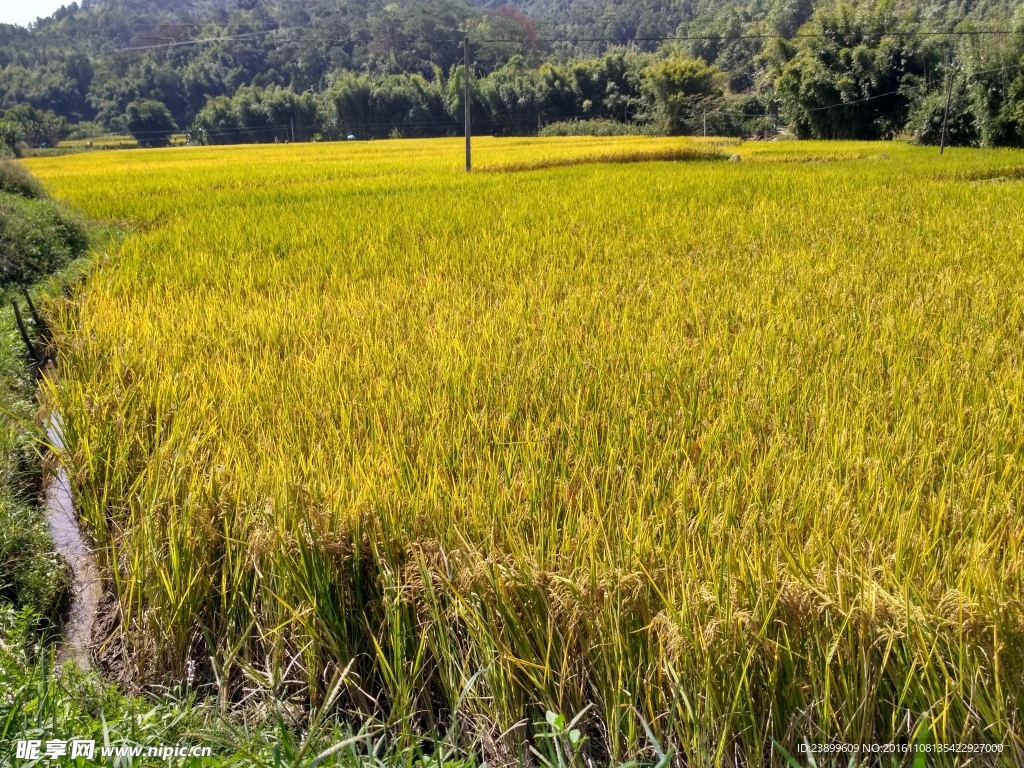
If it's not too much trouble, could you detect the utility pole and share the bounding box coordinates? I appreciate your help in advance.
[464,36,472,173]
[939,55,954,155]
[703,108,707,137]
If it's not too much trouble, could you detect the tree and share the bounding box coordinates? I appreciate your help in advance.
[988,66,1024,147]
[0,120,24,157]
[189,95,242,145]
[322,73,374,139]
[681,9,763,93]
[909,78,980,146]
[125,100,177,148]
[644,54,724,134]
[192,86,326,144]
[0,104,67,148]
[477,56,545,134]
[767,2,936,140]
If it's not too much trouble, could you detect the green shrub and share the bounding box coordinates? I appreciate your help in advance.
[0,194,89,288]
[0,164,84,623]
[910,83,980,147]
[64,121,107,142]
[0,159,46,199]
[540,119,652,137]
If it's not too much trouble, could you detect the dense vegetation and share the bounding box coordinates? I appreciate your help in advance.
[2,0,1024,147]
[0,157,88,631]
[23,138,1024,763]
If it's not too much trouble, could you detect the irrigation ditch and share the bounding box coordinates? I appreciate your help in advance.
[13,289,102,672]
[43,408,102,671]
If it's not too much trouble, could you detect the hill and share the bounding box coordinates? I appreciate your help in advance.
[2,0,1024,146]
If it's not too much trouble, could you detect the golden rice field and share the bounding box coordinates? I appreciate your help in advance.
[24,136,1024,764]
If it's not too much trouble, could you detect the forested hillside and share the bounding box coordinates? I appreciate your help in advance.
[2,0,1024,146]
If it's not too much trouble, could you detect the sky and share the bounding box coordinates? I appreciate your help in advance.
[0,0,69,27]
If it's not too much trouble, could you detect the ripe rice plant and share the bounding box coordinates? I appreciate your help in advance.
[24,137,1024,764]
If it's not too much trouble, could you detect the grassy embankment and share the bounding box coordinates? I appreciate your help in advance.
[0,158,82,627]
[20,136,1024,765]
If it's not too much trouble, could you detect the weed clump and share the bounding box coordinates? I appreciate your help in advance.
[0,158,46,200]
[0,194,89,288]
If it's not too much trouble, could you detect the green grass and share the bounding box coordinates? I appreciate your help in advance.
[0,611,481,768]
[0,309,65,620]
[0,194,89,289]
[0,159,88,623]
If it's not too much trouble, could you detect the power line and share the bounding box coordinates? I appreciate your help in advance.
[12,26,1024,54]
[70,57,1024,141]
[794,60,1024,113]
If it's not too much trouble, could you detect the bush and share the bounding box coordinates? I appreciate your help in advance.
[0,105,68,149]
[644,54,724,135]
[0,159,46,199]
[0,194,89,288]
[910,83,980,147]
[540,119,652,137]
[64,122,107,142]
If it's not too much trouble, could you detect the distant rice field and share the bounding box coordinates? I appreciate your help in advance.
[25,137,1024,764]
[59,133,187,151]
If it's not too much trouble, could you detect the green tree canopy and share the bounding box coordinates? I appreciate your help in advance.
[644,54,724,134]
[125,99,178,147]
[768,2,938,139]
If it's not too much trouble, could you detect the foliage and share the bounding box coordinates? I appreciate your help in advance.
[539,119,651,136]
[767,2,939,139]
[63,121,109,142]
[0,193,90,287]
[194,86,320,145]
[910,78,981,145]
[5,0,1023,146]
[24,138,1024,763]
[125,99,178,148]
[0,105,68,149]
[5,0,1024,144]
[0,158,45,199]
[681,8,767,93]
[0,160,96,639]
[321,72,450,142]
[190,50,729,145]
[0,120,25,157]
[644,54,724,134]
[0,500,66,624]
[0,608,445,768]
[0,312,65,621]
